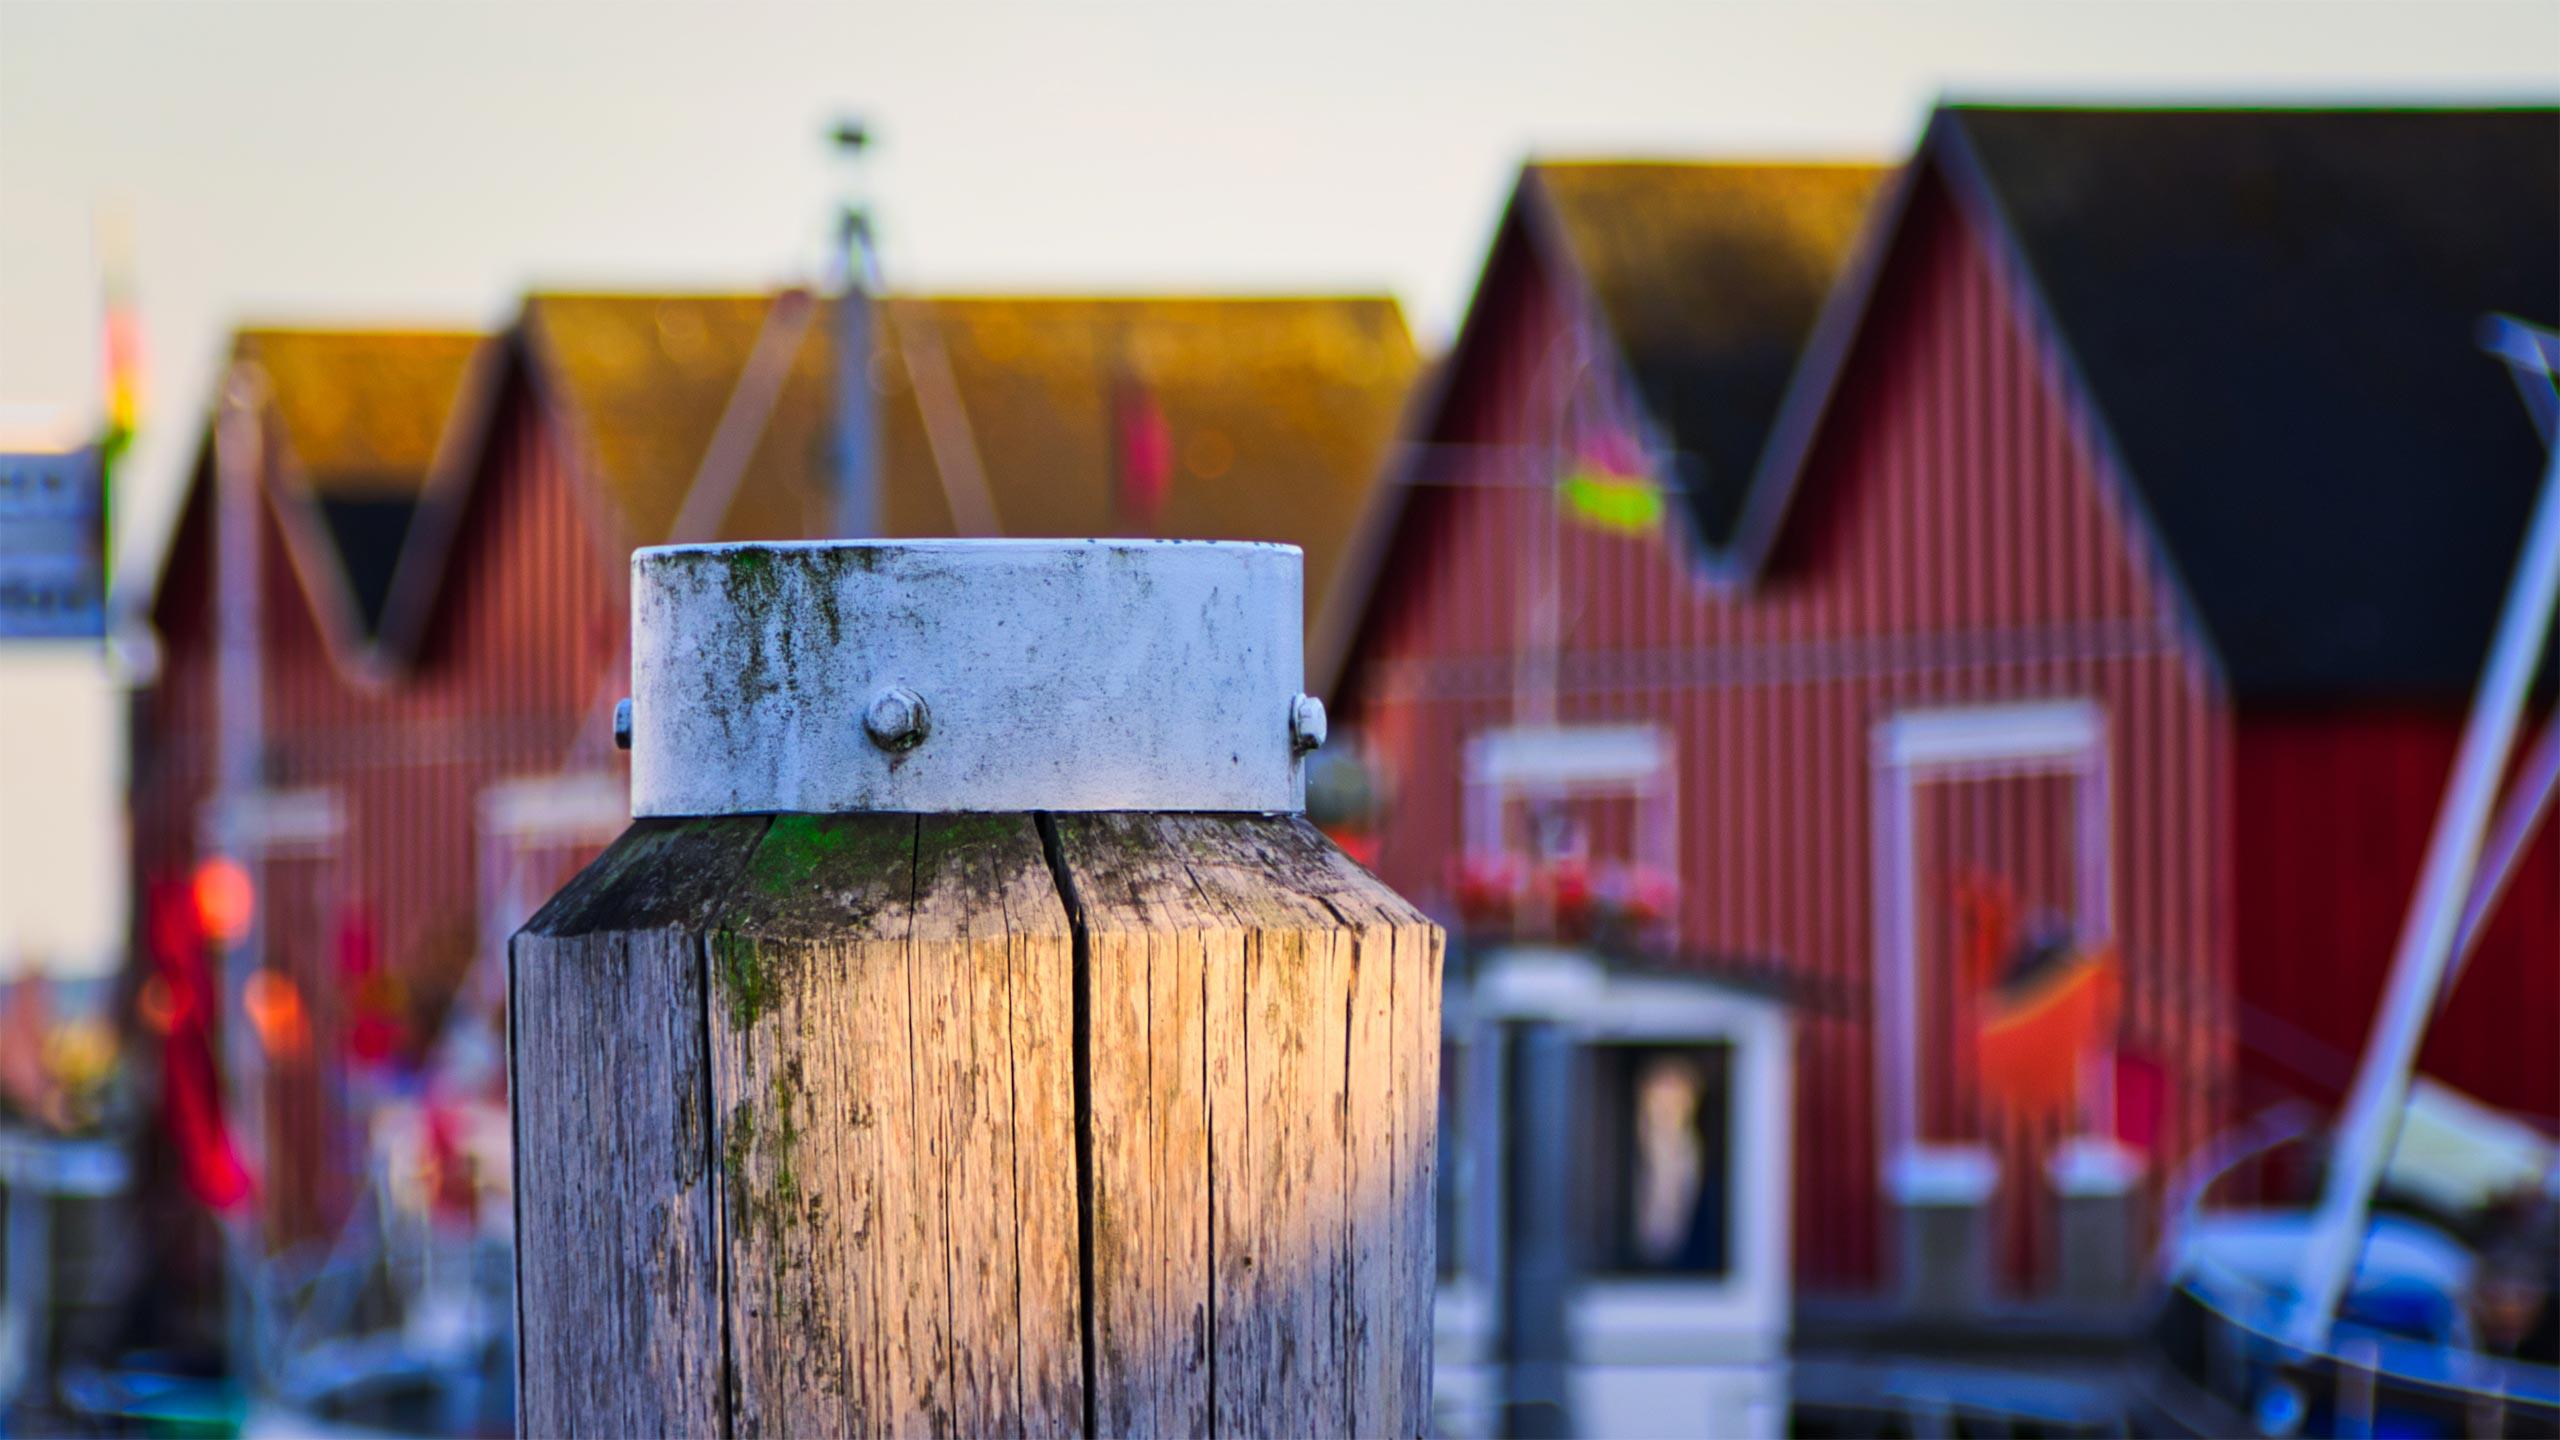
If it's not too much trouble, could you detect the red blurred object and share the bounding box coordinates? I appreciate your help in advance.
[422,1102,479,1227]
[331,902,378,978]
[1115,378,1174,527]
[1975,942,2121,1123]
[242,968,312,1063]
[190,856,254,946]
[2111,1048,2168,1154]
[1959,872,2122,1124]
[145,877,255,1212]
[1548,855,1594,922]
[1448,851,1678,944]
[334,903,406,1068]
[1324,826,1382,869]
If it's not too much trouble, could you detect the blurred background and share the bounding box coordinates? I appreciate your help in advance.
[1,2,2555,1435]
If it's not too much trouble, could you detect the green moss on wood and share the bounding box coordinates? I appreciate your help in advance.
[714,928,778,1029]
[767,1063,804,1220]
[752,814,852,897]
[723,1098,757,1223]
[720,1059,810,1259]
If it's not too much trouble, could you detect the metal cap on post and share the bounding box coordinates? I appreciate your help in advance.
[513,538,1441,1440]
[626,539,1312,817]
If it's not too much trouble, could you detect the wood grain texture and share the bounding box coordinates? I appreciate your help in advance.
[706,812,1083,1439]
[513,810,1434,1439]
[1048,813,1219,1437]
[912,816,1086,1439]
[510,816,772,1439]
[1052,814,1441,1440]
[1189,816,1445,1434]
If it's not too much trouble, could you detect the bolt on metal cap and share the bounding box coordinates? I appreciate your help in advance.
[1290,694,1327,755]
[627,539,1311,816]
[861,686,930,752]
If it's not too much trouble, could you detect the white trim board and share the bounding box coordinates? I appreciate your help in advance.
[1464,724,1670,789]
[478,770,629,842]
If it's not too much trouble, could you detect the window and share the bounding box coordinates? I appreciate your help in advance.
[1580,1041,1734,1279]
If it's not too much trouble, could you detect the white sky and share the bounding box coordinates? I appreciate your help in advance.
[2,0,2556,586]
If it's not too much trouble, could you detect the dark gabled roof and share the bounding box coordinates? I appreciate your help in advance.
[1530,163,1892,549]
[1944,105,2558,701]
[1316,161,1890,696]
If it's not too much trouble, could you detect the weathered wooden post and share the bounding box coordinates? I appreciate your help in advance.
[510,540,1441,1438]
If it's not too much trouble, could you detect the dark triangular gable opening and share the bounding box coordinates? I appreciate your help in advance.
[310,480,423,640]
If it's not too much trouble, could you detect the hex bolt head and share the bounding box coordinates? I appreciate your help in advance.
[613,698,634,750]
[864,686,931,752]
[1290,693,1328,756]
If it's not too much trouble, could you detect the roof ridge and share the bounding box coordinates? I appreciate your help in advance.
[1528,156,1886,170]
[1940,98,2560,116]
[237,324,484,336]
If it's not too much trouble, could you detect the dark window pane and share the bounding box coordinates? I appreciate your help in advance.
[1582,1042,1733,1278]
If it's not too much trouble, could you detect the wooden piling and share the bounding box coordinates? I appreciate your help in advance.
[511,810,1440,1438]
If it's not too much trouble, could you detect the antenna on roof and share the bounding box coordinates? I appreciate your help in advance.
[827,114,878,535]
[818,113,995,537]
[829,114,882,296]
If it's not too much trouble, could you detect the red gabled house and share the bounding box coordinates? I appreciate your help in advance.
[136,328,515,1247]
[132,293,1421,1260]
[1331,109,2559,1302]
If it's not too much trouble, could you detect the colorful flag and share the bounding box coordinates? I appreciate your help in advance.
[1557,429,1664,536]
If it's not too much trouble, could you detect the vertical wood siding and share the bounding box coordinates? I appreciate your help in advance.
[2235,711,2560,1124]
[1349,175,2235,1293]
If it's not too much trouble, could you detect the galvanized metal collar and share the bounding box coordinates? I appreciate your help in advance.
[627,540,1316,816]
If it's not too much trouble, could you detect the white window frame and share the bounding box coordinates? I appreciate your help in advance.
[199,785,346,860]
[1461,722,1676,880]
[1868,699,2112,1172]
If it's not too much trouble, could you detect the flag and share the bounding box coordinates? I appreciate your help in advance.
[145,878,256,1212]
[1114,377,1173,529]
[98,212,143,604]
[1557,429,1664,536]
[1956,872,2120,1124]
[1976,938,2120,1122]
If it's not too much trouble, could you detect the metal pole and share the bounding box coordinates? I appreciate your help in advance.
[210,361,268,1380]
[1497,1020,1575,1440]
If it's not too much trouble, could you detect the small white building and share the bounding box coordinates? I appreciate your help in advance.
[1434,947,1795,1439]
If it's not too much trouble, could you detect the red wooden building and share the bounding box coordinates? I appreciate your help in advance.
[132,293,1419,1255]
[1330,109,2559,1302]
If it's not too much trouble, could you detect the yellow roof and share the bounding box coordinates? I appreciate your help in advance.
[875,296,1418,630]
[234,329,490,496]
[520,294,835,547]
[521,291,1422,632]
